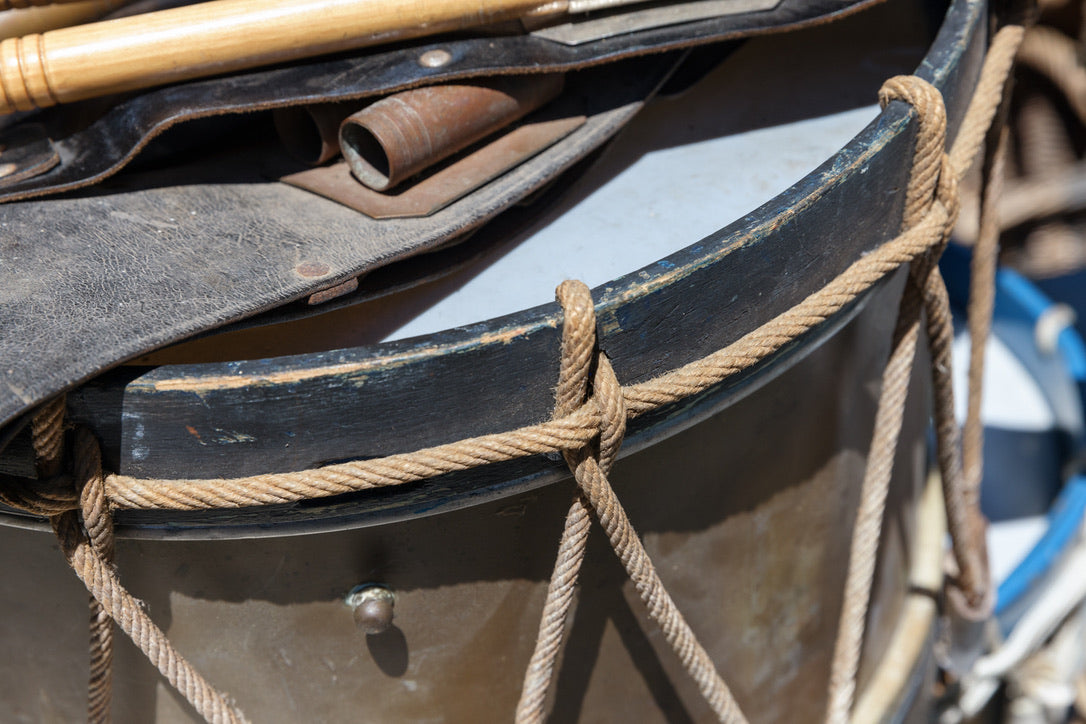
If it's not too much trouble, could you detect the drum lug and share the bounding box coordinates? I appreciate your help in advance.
[345,584,396,635]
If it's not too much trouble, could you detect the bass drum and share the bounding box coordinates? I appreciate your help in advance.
[0,0,983,721]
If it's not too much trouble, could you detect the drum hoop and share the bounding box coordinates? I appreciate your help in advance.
[4,0,989,537]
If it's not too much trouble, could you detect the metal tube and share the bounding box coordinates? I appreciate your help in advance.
[339,74,564,191]
[273,103,354,166]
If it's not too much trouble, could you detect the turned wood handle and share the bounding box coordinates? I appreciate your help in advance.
[0,0,555,115]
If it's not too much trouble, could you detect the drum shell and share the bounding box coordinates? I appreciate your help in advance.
[0,274,934,723]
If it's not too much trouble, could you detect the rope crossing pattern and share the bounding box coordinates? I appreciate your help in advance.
[517,281,746,723]
[8,20,1025,724]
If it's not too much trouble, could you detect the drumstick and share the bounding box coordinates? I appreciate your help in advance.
[0,0,573,115]
[0,0,96,9]
[0,0,124,39]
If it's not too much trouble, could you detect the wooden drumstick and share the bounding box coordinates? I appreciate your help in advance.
[0,0,125,40]
[0,0,99,9]
[0,0,565,115]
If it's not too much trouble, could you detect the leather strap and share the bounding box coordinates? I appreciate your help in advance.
[0,0,880,203]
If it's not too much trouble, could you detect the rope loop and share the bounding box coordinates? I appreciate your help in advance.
[71,426,117,724]
[553,279,627,473]
[518,280,608,724]
[0,472,79,516]
[554,280,597,421]
[879,75,949,230]
[21,400,246,724]
[31,395,68,478]
[0,424,117,520]
[76,426,115,562]
[879,77,994,619]
[0,395,80,516]
[826,74,951,724]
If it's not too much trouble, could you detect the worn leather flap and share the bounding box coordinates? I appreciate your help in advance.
[0,55,678,431]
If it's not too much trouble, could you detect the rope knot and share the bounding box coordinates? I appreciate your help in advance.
[554,280,626,470]
[520,281,744,724]
[26,405,244,723]
[879,76,962,315]
[2,422,112,523]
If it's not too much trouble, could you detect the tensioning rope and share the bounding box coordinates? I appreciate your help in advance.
[9,19,1025,724]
